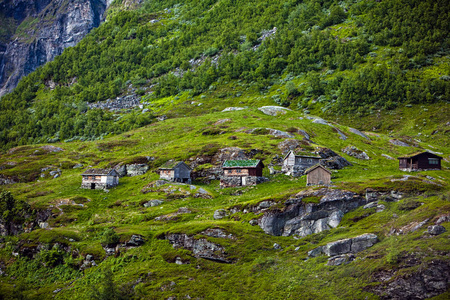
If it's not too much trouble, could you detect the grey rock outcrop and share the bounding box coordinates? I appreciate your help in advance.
[258,106,291,116]
[125,235,145,247]
[213,209,228,220]
[258,189,368,237]
[348,128,370,140]
[126,164,149,176]
[326,254,355,266]
[308,233,378,257]
[427,225,446,235]
[389,139,410,147]
[0,0,109,96]
[342,146,370,160]
[143,200,164,207]
[166,233,230,263]
[317,148,352,170]
[370,260,450,300]
[114,163,149,177]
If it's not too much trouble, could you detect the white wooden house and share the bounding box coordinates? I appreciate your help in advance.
[81,169,119,190]
[282,150,321,176]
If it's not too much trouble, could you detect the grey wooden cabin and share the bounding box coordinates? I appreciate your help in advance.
[159,161,192,183]
[81,168,119,190]
[282,150,321,176]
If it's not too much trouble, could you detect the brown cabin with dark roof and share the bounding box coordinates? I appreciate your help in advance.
[398,151,442,171]
[81,168,119,190]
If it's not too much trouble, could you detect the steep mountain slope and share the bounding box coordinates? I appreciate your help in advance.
[0,0,448,151]
[0,0,109,97]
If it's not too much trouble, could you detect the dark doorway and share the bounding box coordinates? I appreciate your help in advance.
[90,183,95,190]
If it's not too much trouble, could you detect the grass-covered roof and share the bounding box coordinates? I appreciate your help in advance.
[223,159,261,168]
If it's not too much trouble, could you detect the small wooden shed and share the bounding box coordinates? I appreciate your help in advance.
[81,168,119,190]
[398,151,442,171]
[159,161,192,183]
[305,164,331,186]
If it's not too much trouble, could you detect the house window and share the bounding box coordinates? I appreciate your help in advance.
[228,170,232,174]
[429,158,439,165]
[237,169,241,173]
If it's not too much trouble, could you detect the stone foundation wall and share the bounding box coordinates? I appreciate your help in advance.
[220,176,266,188]
[81,182,116,190]
[282,165,307,176]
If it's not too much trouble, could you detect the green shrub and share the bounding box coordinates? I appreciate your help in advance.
[101,228,120,247]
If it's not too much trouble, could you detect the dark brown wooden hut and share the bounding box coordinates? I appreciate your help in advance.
[397,151,442,171]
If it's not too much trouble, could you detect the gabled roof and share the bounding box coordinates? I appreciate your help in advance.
[159,160,191,170]
[305,164,331,174]
[283,150,321,160]
[397,151,443,159]
[82,168,118,176]
[223,159,263,168]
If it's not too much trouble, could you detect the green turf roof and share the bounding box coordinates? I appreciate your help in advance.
[159,160,183,169]
[223,159,261,168]
[398,151,443,159]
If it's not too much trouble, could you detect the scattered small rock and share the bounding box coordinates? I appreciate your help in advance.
[222,107,246,112]
[144,200,164,207]
[427,225,446,235]
[273,243,281,250]
[213,209,228,220]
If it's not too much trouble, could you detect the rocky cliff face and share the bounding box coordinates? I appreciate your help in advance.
[0,0,109,97]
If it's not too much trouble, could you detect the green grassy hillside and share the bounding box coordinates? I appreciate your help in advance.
[0,0,449,298]
[0,107,449,299]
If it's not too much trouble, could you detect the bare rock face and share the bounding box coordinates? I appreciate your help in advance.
[369,259,450,300]
[342,146,370,160]
[258,189,368,237]
[316,147,352,170]
[0,0,109,96]
[165,232,230,263]
[308,233,378,257]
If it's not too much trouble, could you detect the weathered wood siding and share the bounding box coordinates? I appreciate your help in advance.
[175,164,191,180]
[160,170,175,180]
[399,153,441,170]
[295,156,320,168]
[224,168,250,176]
[306,168,331,186]
[283,152,296,167]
